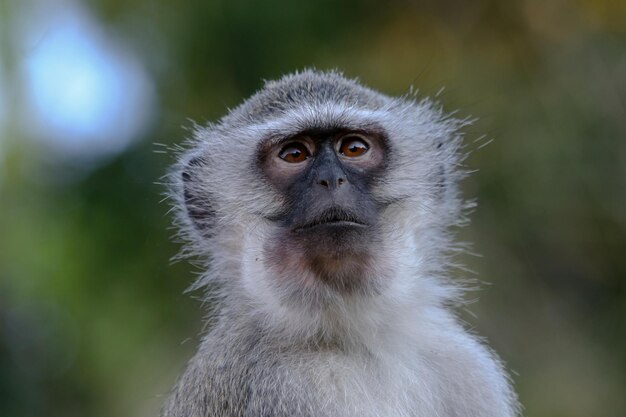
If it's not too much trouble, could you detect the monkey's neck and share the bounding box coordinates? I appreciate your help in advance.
[221,279,450,353]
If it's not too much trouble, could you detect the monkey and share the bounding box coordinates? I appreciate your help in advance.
[162,70,520,417]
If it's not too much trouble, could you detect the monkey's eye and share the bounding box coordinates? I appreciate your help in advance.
[279,142,310,163]
[339,136,369,157]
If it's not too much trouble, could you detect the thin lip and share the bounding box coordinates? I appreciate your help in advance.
[293,219,368,233]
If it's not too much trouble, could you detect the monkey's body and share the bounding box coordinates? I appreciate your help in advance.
[163,71,519,417]
[164,302,513,417]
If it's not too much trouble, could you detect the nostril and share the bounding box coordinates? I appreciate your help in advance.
[337,178,345,185]
[319,179,329,187]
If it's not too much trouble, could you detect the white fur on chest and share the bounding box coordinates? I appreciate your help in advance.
[299,308,514,417]
[307,335,442,417]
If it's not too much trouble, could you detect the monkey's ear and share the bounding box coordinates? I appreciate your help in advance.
[181,156,215,233]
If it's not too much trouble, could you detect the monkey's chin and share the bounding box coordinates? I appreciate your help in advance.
[267,226,378,295]
[293,223,370,254]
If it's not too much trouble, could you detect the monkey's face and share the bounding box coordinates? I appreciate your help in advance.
[257,128,389,293]
[177,71,464,307]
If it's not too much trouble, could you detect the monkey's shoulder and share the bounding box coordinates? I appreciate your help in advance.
[162,326,320,417]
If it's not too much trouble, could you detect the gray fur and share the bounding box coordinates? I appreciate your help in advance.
[162,70,520,417]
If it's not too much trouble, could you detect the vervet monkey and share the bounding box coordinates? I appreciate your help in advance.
[162,70,520,417]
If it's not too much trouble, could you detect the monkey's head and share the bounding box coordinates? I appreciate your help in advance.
[174,70,466,317]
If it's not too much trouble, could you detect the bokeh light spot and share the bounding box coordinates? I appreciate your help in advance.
[18,0,156,161]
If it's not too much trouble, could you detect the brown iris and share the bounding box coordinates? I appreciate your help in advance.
[339,136,369,157]
[279,142,310,163]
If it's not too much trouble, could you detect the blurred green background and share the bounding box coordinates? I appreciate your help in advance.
[0,0,624,416]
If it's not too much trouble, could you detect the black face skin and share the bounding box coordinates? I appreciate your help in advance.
[259,128,389,293]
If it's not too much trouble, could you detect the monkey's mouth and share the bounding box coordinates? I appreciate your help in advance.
[294,208,368,232]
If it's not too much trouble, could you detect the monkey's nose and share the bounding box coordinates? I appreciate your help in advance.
[312,145,348,190]
[318,177,346,188]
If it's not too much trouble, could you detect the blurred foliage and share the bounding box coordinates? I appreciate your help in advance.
[0,0,625,416]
